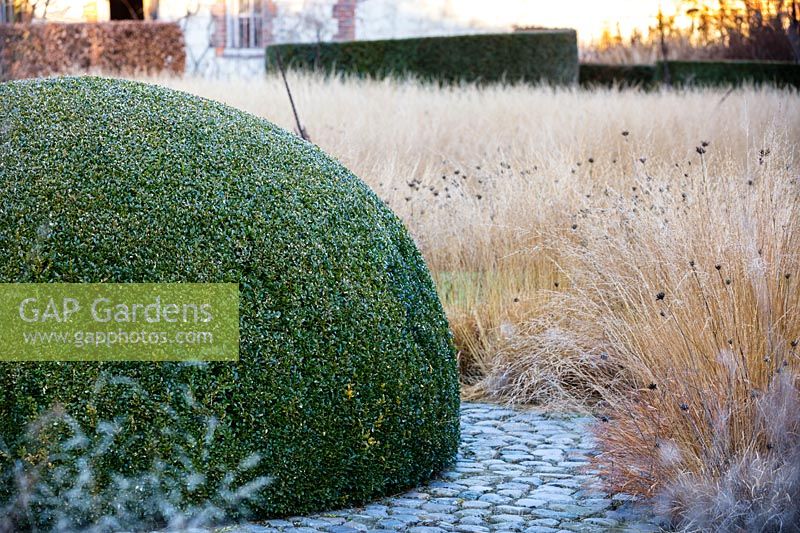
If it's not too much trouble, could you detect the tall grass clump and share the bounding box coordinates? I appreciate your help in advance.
[531,137,800,528]
[150,73,800,523]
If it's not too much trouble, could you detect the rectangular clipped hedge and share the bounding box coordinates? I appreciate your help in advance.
[579,63,657,88]
[656,60,800,88]
[266,30,579,85]
[0,21,185,80]
[580,60,800,89]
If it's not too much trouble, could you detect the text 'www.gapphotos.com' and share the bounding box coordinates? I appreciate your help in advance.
[22,330,214,348]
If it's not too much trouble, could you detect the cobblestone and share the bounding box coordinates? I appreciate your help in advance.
[218,403,661,532]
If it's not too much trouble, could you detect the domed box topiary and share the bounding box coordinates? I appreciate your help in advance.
[0,77,460,528]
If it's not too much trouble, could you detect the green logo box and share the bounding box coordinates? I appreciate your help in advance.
[0,283,239,362]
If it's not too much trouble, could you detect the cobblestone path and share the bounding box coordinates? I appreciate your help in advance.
[224,402,662,533]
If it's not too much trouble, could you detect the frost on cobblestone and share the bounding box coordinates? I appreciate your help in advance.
[220,403,661,533]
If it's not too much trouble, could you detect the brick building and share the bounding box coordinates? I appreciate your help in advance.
[0,0,484,76]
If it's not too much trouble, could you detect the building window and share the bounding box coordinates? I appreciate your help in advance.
[227,0,264,49]
[1,0,15,23]
[110,0,144,20]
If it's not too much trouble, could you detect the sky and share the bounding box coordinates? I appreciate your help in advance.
[426,0,670,42]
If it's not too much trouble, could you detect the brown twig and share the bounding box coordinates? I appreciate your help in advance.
[274,49,309,142]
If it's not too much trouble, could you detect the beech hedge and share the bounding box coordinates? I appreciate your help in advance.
[0,22,185,80]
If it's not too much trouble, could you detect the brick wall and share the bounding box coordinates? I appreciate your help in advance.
[211,0,226,55]
[333,0,356,41]
[263,0,278,44]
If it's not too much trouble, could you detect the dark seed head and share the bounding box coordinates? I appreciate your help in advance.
[680,403,689,411]
[791,340,798,348]
[601,416,609,422]
[696,146,706,155]
[715,264,722,271]
[655,291,665,301]
[622,131,629,136]
[648,383,657,390]
[571,223,578,230]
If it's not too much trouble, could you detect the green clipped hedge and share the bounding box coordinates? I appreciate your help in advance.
[579,60,800,89]
[266,31,579,85]
[0,77,460,528]
[579,63,657,88]
[657,60,800,88]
